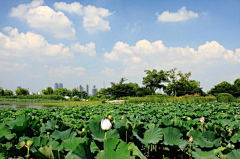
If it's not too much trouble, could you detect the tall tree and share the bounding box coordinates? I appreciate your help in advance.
[15,88,28,96]
[5,90,13,96]
[165,68,203,96]
[42,87,54,95]
[142,69,169,95]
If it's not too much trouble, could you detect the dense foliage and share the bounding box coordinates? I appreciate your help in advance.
[1,102,240,158]
[209,79,240,97]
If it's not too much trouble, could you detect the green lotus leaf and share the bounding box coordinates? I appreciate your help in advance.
[45,120,58,130]
[230,130,240,143]
[38,145,54,159]
[65,138,94,159]
[128,142,147,159]
[62,137,87,151]
[143,126,162,145]
[192,148,218,159]
[226,150,240,159]
[161,117,173,126]
[47,140,63,151]
[90,141,99,153]
[89,118,119,142]
[5,114,30,131]
[114,118,127,129]
[33,136,49,147]
[162,127,182,146]
[0,124,16,140]
[95,138,134,159]
[51,128,76,140]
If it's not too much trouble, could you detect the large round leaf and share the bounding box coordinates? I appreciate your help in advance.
[162,127,182,146]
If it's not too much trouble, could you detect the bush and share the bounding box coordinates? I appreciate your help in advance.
[217,93,235,102]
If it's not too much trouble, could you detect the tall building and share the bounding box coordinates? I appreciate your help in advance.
[59,83,63,88]
[79,85,83,92]
[54,83,58,90]
[85,84,89,95]
[92,85,98,96]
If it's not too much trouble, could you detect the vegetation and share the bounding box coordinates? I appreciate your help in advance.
[1,68,240,101]
[209,78,240,97]
[1,102,240,158]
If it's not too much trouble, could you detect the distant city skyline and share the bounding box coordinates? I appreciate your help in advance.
[0,0,239,93]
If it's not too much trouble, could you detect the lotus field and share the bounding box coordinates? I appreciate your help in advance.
[1,102,240,159]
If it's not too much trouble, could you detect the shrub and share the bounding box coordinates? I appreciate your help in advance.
[217,93,235,102]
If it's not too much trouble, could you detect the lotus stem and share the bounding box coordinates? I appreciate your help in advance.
[104,131,107,140]
[126,130,127,143]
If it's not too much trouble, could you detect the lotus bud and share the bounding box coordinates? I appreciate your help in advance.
[108,115,112,120]
[26,140,33,146]
[189,136,193,142]
[101,119,112,131]
[121,115,125,120]
[200,117,205,123]
[20,141,25,148]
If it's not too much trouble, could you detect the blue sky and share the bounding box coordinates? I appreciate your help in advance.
[0,0,240,93]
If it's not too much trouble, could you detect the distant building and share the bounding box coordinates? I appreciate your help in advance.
[54,83,58,90]
[92,85,98,96]
[77,85,83,92]
[17,86,21,89]
[59,83,63,88]
[85,84,89,95]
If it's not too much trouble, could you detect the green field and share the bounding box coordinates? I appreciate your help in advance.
[1,102,240,158]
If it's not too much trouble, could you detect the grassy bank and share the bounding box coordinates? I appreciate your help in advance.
[126,95,217,103]
[0,100,102,107]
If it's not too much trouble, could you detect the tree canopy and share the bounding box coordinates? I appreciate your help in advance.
[142,69,169,95]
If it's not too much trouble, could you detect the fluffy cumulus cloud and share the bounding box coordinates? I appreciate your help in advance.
[10,0,76,39]
[156,6,198,22]
[101,68,116,76]
[0,27,74,61]
[0,61,29,72]
[71,42,96,57]
[54,2,112,33]
[104,39,240,75]
[49,65,85,77]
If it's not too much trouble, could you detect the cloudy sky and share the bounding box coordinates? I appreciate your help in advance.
[0,0,240,93]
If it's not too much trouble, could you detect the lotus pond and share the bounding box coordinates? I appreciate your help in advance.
[0,102,240,159]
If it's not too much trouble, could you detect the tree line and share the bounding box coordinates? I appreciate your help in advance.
[0,68,240,98]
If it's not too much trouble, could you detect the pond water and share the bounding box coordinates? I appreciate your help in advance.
[0,104,67,109]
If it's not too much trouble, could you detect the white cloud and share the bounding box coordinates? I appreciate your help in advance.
[0,27,74,61]
[49,65,85,77]
[156,6,198,22]
[10,0,76,39]
[102,68,116,76]
[0,61,29,71]
[54,2,112,33]
[103,39,240,67]
[54,2,83,15]
[71,42,96,57]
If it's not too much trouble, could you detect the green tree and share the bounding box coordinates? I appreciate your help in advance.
[208,81,233,95]
[209,79,240,97]
[232,78,240,97]
[165,68,203,96]
[142,69,169,95]
[0,89,4,96]
[42,87,54,95]
[15,88,28,96]
[5,90,13,96]
[136,87,152,97]
[72,88,80,97]
[54,88,71,96]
